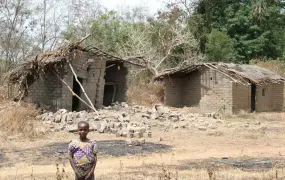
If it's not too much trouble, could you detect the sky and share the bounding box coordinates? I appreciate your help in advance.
[100,0,166,15]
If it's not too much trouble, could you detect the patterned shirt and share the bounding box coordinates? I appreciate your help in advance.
[68,139,98,166]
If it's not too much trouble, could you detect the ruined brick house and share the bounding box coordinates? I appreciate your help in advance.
[155,63,285,113]
[8,44,134,111]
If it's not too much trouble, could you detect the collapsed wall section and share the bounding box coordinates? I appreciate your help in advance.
[199,69,234,114]
[27,50,107,111]
[68,49,106,111]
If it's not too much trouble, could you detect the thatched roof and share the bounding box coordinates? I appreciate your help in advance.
[6,43,145,92]
[155,63,285,85]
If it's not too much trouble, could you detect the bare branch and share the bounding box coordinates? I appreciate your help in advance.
[53,71,96,111]
[67,61,98,114]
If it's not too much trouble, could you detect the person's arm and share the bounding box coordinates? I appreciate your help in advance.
[86,154,97,179]
[86,140,98,179]
[69,154,83,178]
[68,142,83,178]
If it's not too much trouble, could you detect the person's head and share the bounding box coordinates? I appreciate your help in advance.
[77,121,89,139]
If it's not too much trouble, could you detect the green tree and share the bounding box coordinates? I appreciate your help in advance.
[189,0,285,63]
[205,29,236,62]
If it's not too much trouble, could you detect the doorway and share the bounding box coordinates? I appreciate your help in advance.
[251,84,256,112]
[103,84,116,106]
[72,77,83,111]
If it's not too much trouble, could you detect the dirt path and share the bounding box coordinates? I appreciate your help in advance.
[2,115,285,179]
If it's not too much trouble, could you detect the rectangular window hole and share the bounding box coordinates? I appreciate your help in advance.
[262,88,266,96]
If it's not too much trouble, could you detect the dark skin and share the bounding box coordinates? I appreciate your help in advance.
[69,122,97,180]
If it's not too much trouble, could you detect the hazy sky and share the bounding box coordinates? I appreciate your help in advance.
[100,0,166,14]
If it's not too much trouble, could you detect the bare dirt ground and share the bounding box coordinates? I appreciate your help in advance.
[1,112,285,180]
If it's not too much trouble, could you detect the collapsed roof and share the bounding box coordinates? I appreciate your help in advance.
[6,43,145,91]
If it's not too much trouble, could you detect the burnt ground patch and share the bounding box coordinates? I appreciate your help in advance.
[0,140,171,166]
[0,152,6,164]
[176,157,285,171]
[127,157,285,172]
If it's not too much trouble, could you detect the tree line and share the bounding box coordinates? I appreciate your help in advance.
[0,0,284,74]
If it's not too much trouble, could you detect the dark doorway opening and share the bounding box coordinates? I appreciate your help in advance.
[72,77,83,111]
[251,84,256,112]
[103,84,116,106]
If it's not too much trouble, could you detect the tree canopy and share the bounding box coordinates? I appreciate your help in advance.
[0,0,284,75]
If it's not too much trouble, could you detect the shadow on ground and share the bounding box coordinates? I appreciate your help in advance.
[0,140,171,167]
[127,157,285,172]
[0,152,6,164]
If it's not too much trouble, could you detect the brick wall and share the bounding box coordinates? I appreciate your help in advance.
[164,68,234,110]
[164,68,250,113]
[199,69,233,114]
[232,83,251,113]
[28,50,108,111]
[181,68,219,106]
[181,71,202,106]
[255,82,284,112]
[70,50,106,110]
[28,68,64,111]
[164,77,182,107]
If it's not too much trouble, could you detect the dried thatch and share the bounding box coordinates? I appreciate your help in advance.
[6,43,135,91]
[155,63,285,85]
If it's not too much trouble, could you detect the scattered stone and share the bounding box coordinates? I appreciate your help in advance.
[134,131,143,138]
[36,102,230,138]
[198,127,207,131]
[179,122,189,129]
[147,131,152,138]
[67,124,78,133]
[207,131,224,136]
[61,113,67,122]
[122,132,128,138]
[208,124,217,129]
[54,114,62,123]
[99,122,107,133]
[110,128,118,134]
[126,139,145,146]
[116,132,122,137]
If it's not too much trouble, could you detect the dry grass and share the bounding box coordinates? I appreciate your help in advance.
[0,100,39,138]
[252,59,285,77]
[0,85,7,101]
[127,81,164,107]
[6,164,285,180]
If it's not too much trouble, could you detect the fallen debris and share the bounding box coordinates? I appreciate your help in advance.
[35,102,229,138]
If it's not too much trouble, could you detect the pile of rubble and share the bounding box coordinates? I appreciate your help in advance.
[36,102,223,137]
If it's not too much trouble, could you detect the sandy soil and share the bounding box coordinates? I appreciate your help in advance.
[1,112,285,180]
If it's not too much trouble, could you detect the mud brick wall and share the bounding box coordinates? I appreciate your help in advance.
[164,77,182,107]
[181,69,219,106]
[232,83,251,113]
[164,68,234,113]
[28,50,107,111]
[70,50,106,110]
[255,82,284,112]
[199,69,233,114]
[164,68,240,113]
[60,64,73,111]
[28,69,64,111]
